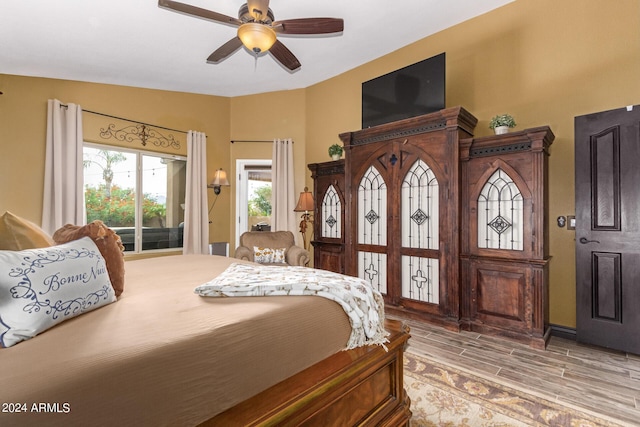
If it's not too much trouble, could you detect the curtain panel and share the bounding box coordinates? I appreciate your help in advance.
[183,131,209,254]
[42,99,85,234]
[271,138,296,235]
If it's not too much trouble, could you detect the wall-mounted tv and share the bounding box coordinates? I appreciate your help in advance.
[362,52,445,129]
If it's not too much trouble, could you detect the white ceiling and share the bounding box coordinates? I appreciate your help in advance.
[0,0,513,97]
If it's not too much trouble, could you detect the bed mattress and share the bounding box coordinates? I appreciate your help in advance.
[0,255,351,426]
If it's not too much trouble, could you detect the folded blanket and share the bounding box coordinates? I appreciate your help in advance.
[195,263,388,350]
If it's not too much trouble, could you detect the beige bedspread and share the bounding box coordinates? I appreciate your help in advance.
[0,255,351,426]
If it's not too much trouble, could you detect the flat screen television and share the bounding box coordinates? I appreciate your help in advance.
[362,52,445,129]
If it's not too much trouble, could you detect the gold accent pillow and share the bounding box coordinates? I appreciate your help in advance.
[0,211,55,250]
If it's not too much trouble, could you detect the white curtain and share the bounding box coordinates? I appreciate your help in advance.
[183,131,209,254]
[271,138,296,234]
[42,99,84,234]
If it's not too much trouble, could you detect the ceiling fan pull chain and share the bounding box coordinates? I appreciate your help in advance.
[255,54,258,71]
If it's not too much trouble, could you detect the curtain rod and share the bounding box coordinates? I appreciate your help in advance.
[60,103,189,135]
[230,139,294,143]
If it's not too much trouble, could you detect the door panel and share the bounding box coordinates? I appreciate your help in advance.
[575,105,640,354]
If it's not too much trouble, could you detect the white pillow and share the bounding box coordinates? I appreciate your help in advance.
[0,236,116,348]
[253,246,287,264]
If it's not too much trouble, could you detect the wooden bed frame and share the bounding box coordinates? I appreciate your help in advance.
[204,318,412,426]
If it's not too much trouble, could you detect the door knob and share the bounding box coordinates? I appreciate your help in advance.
[579,237,600,244]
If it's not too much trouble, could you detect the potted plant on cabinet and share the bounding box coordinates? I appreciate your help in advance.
[489,114,517,135]
[328,144,344,160]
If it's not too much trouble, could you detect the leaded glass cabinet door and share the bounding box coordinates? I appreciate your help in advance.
[357,165,388,294]
[477,169,523,251]
[308,160,345,274]
[321,184,341,239]
[401,159,440,304]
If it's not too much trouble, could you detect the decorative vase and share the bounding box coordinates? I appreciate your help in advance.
[331,154,341,160]
[494,125,509,135]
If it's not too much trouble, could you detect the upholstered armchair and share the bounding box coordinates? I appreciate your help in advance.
[234,231,310,266]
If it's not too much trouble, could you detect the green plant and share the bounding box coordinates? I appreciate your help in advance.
[248,185,272,216]
[489,114,517,129]
[328,144,344,157]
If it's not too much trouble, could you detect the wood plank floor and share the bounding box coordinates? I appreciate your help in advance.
[392,316,640,426]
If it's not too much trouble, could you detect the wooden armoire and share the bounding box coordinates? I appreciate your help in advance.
[459,126,554,348]
[322,106,477,330]
[309,107,553,348]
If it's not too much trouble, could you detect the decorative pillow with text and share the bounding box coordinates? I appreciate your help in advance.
[0,237,116,348]
[253,246,287,264]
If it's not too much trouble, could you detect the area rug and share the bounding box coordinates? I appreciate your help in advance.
[404,352,624,427]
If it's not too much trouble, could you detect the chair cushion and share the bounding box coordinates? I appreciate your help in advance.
[240,231,295,249]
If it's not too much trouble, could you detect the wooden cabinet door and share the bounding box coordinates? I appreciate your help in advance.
[309,160,345,273]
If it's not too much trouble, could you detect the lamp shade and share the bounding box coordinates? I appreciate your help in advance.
[294,187,314,212]
[210,168,230,187]
[237,23,277,54]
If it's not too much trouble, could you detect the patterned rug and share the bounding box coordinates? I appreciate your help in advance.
[404,352,625,427]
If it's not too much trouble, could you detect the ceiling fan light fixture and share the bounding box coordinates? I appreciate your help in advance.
[237,23,276,54]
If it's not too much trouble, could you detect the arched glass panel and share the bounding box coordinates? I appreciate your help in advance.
[357,166,387,293]
[321,185,341,238]
[401,159,439,250]
[358,166,387,246]
[478,169,523,250]
[400,159,439,303]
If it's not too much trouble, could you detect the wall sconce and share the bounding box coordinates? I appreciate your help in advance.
[294,187,315,251]
[207,168,230,195]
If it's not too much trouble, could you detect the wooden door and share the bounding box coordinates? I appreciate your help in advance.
[575,105,640,354]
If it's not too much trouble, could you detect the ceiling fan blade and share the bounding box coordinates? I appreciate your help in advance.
[269,40,301,71]
[246,0,270,21]
[158,0,242,27]
[207,37,244,63]
[273,18,344,35]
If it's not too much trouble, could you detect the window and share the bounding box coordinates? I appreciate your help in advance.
[235,159,272,247]
[83,144,187,253]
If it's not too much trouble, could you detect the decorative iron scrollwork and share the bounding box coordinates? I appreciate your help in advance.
[99,124,181,150]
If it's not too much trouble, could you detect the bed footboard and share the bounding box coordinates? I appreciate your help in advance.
[203,318,411,426]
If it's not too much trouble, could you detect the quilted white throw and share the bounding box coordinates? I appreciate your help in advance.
[195,263,389,350]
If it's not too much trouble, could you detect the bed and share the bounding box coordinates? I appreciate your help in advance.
[0,254,411,426]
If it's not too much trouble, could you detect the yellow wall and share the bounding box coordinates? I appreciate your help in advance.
[0,74,232,244]
[229,89,307,248]
[1,0,638,328]
[303,0,640,328]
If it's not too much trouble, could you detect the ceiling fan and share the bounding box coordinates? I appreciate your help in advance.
[158,0,344,71]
